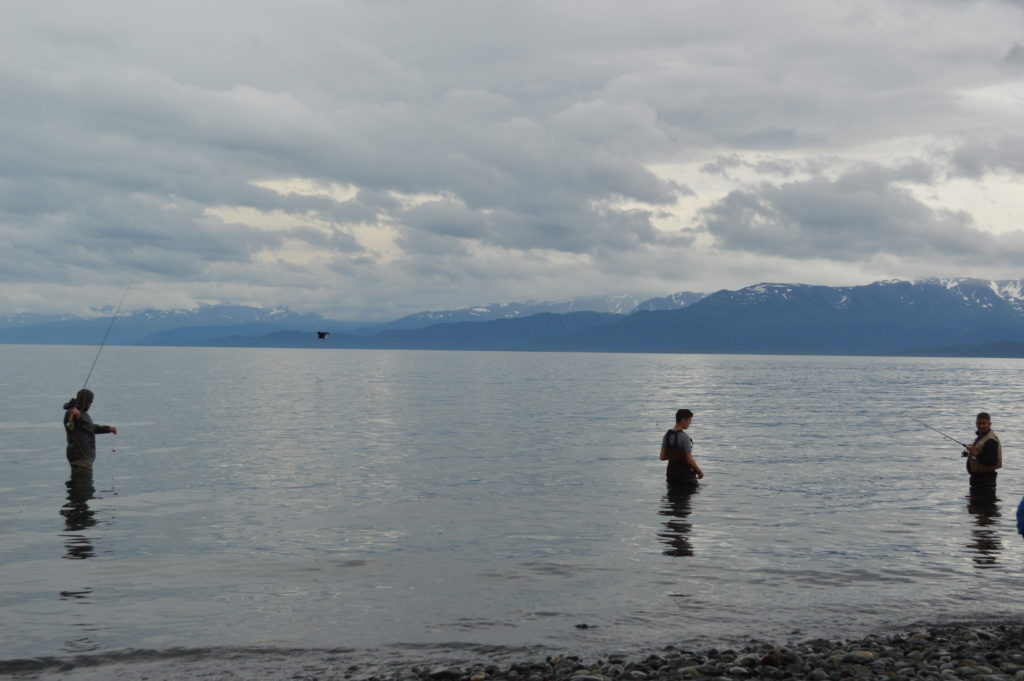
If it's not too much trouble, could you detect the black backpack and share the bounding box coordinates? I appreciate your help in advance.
[663,429,690,462]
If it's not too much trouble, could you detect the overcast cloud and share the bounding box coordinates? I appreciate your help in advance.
[2,0,1023,319]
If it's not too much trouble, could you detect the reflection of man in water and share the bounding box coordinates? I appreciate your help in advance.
[660,409,704,487]
[63,389,117,472]
[61,470,98,560]
[966,489,1002,568]
[658,485,698,557]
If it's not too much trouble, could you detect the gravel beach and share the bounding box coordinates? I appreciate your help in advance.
[7,621,1024,680]
[398,623,1024,681]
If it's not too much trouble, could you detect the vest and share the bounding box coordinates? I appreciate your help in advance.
[969,431,1002,473]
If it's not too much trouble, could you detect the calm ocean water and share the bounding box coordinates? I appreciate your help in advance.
[2,346,1024,676]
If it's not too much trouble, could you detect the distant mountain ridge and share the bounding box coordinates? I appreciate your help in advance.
[202,312,622,351]
[0,293,704,345]
[0,305,328,345]
[358,293,691,333]
[531,278,1024,355]
[633,291,707,312]
[5,279,1024,356]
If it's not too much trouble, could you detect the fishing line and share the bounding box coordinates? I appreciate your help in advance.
[81,280,133,392]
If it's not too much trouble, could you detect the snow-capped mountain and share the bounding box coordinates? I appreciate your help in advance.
[7,279,1024,356]
[705,278,1024,316]
[634,291,706,311]
[921,278,1024,313]
[533,278,1024,354]
[373,295,646,331]
[370,292,708,333]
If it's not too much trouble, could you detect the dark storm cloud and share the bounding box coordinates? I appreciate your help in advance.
[0,193,285,284]
[0,9,687,283]
[701,155,818,178]
[1005,43,1024,70]
[949,136,1024,178]
[398,196,668,256]
[701,156,745,176]
[697,162,1009,262]
[401,199,490,241]
[751,159,805,177]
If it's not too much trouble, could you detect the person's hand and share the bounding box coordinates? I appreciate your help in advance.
[70,408,80,419]
[110,426,117,435]
[696,470,704,479]
[968,445,979,456]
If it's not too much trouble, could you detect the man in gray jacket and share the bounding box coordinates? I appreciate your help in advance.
[63,389,117,471]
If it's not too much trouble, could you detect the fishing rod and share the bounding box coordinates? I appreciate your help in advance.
[910,416,969,450]
[66,281,132,434]
[81,280,133,392]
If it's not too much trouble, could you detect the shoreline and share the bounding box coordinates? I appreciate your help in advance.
[403,622,1024,681]
[8,620,1024,681]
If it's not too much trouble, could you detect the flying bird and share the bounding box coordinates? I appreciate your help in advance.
[316,331,330,339]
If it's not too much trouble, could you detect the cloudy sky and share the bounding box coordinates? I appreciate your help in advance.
[3,1,1023,320]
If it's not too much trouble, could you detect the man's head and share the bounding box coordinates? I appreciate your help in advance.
[675,408,693,427]
[76,389,94,411]
[976,412,991,433]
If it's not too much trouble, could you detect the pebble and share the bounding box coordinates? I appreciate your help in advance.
[390,624,1024,681]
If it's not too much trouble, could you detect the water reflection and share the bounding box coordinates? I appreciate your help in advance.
[58,472,103,653]
[59,588,100,653]
[657,483,699,557]
[965,489,1002,568]
[60,470,97,560]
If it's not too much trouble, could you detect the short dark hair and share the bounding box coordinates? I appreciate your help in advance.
[675,408,693,422]
[977,412,991,422]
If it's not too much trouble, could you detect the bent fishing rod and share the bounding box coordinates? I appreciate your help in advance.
[66,281,132,435]
[81,280,133,392]
[910,416,970,450]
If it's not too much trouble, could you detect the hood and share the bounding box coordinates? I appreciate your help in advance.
[63,388,94,412]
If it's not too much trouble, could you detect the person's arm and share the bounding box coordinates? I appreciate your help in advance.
[65,407,80,430]
[660,446,667,461]
[94,424,117,435]
[685,450,704,479]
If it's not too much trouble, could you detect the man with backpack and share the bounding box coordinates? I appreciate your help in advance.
[660,408,704,487]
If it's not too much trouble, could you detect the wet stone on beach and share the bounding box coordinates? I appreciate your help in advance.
[390,624,1024,681]
[11,622,1024,681]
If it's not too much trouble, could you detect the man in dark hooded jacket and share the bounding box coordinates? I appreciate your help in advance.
[63,389,116,470]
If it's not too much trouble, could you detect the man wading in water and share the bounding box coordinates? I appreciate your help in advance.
[63,389,117,472]
[965,411,1001,491]
[660,409,704,487]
